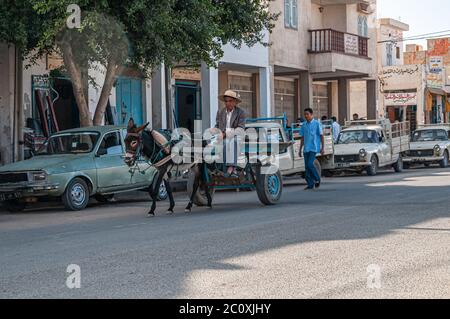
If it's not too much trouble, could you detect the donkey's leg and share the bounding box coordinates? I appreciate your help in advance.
[205,184,213,209]
[165,179,175,214]
[148,170,164,216]
[186,169,200,213]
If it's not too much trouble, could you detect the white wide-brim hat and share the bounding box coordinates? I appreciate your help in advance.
[219,90,242,103]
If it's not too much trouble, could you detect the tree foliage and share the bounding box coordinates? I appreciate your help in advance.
[0,0,278,126]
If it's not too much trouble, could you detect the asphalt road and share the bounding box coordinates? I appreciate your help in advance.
[1,167,449,299]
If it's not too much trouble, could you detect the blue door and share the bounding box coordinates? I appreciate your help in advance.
[116,77,143,125]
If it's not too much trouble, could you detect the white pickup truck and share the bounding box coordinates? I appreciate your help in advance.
[332,119,410,176]
[404,124,450,168]
[245,116,335,178]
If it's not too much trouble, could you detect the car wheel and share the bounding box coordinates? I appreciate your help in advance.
[366,155,378,176]
[393,155,403,173]
[62,178,90,211]
[440,151,449,168]
[94,194,114,203]
[3,200,26,213]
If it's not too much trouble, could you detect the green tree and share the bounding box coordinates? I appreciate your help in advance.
[0,0,277,126]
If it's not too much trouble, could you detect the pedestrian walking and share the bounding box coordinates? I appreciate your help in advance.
[331,116,341,143]
[299,108,324,190]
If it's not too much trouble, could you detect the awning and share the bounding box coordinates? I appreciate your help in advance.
[427,87,447,96]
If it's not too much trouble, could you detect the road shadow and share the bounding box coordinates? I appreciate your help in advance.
[1,169,450,298]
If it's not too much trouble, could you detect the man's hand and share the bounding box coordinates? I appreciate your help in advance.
[320,148,325,156]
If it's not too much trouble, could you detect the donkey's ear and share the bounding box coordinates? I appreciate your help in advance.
[136,122,150,133]
[127,118,135,131]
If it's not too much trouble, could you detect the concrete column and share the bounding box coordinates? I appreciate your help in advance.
[144,79,152,125]
[338,78,350,124]
[259,67,271,118]
[151,64,166,129]
[0,44,15,165]
[299,71,313,114]
[201,62,219,132]
[366,79,377,120]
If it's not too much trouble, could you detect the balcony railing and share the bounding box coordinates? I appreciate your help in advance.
[309,29,369,58]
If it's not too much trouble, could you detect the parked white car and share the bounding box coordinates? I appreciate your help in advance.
[245,117,335,177]
[403,124,450,168]
[332,119,410,176]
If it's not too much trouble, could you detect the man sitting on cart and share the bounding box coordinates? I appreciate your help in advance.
[215,90,247,177]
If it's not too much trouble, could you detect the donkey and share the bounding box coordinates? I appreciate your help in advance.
[124,118,212,216]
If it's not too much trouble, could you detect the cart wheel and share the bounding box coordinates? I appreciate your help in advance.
[255,166,283,205]
[187,171,215,207]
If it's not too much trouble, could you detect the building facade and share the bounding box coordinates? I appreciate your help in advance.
[404,38,450,125]
[1,0,381,165]
[376,18,427,131]
[270,0,378,124]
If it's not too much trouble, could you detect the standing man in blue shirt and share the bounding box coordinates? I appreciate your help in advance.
[299,108,324,190]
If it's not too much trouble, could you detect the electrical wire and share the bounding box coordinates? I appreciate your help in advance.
[378,29,450,44]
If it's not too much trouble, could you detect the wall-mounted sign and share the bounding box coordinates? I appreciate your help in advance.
[384,93,417,106]
[429,56,443,74]
[32,75,50,89]
[344,34,359,55]
[172,68,201,81]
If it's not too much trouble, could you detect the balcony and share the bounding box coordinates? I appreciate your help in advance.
[308,29,374,80]
[309,29,368,57]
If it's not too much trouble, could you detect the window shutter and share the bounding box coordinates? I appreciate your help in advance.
[357,16,363,36]
[363,16,368,37]
[284,0,291,27]
[292,0,298,28]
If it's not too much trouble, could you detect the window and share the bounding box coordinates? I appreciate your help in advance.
[396,47,401,60]
[284,0,298,29]
[274,79,296,124]
[386,43,393,66]
[358,15,368,37]
[228,74,254,118]
[36,133,99,155]
[99,131,124,155]
[312,83,329,119]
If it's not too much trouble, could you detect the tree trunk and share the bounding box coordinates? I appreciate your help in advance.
[59,42,93,127]
[93,57,123,126]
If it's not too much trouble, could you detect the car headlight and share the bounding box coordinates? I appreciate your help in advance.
[359,148,367,159]
[32,171,48,182]
[434,145,441,155]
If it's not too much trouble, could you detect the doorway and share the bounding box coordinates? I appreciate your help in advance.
[116,77,143,125]
[175,82,200,133]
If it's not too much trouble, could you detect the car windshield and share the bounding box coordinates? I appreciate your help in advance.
[337,130,379,144]
[411,129,448,142]
[36,133,100,155]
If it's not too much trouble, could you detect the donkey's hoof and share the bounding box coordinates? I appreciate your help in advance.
[167,209,174,215]
[147,212,156,217]
[185,208,191,213]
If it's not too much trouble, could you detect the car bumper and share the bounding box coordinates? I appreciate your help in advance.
[333,161,370,170]
[403,156,443,163]
[0,183,60,201]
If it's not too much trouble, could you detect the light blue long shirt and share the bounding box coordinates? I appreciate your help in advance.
[300,119,323,153]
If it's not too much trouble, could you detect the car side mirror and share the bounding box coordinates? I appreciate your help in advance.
[96,148,107,157]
